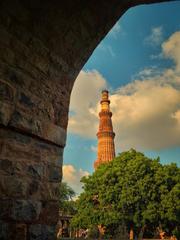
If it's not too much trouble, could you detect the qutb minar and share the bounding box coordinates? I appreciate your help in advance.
[94,90,116,169]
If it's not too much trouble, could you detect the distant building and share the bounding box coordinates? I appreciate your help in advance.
[94,90,116,169]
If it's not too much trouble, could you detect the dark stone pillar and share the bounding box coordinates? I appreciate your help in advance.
[0,2,69,239]
[0,127,64,239]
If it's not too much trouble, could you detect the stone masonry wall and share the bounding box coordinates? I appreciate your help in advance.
[0,2,69,239]
[0,127,62,239]
[0,0,173,239]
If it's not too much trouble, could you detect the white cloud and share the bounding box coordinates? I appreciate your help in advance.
[162,31,180,72]
[68,70,107,138]
[96,22,124,57]
[90,145,97,153]
[106,45,116,57]
[69,31,180,151]
[150,52,163,60]
[63,165,89,195]
[134,66,163,79]
[109,22,123,39]
[97,44,116,57]
[144,26,163,46]
[111,79,180,151]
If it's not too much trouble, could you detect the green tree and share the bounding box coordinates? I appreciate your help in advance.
[59,182,76,215]
[71,150,180,238]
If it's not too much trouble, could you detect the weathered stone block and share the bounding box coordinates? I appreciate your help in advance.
[0,43,15,65]
[0,159,14,175]
[55,154,63,167]
[40,182,59,201]
[0,26,11,45]
[28,37,49,59]
[0,200,12,219]
[48,166,61,182]
[0,175,27,198]
[28,180,39,197]
[49,183,59,201]
[42,122,67,147]
[0,101,14,125]
[8,110,67,147]
[28,179,55,200]
[13,161,26,175]
[39,201,59,224]
[0,222,27,240]
[0,221,8,240]
[39,144,63,167]
[11,200,42,222]
[0,80,15,102]
[0,128,31,145]
[1,140,40,162]
[27,164,44,179]
[19,92,35,108]
[9,110,41,136]
[11,223,27,240]
[29,224,55,240]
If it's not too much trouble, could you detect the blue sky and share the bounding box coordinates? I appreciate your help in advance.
[63,1,180,194]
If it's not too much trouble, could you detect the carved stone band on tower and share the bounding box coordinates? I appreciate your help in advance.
[94,90,116,169]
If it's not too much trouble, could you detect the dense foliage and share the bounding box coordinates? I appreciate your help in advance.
[71,150,180,238]
[59,182,76,215]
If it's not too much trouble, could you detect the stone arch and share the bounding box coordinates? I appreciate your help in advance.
[0,0,175,239]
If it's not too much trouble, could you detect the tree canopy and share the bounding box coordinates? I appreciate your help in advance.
[71,149,180,238]
[59,181,76,215]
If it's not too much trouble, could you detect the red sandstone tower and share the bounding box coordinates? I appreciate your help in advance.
[94,90,115,169]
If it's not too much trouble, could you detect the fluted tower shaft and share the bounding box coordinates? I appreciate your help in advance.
[94,90,115,169]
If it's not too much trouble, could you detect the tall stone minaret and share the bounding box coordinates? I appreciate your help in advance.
[94,90,115,169]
